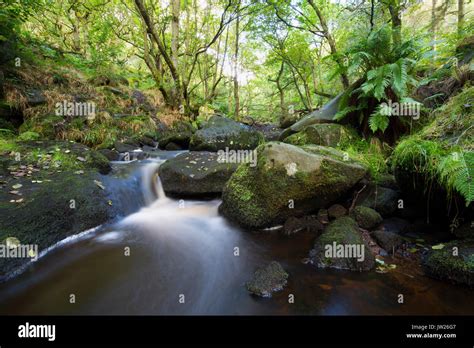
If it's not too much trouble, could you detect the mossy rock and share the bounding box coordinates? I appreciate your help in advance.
[350,206,383,230]
[246,261,288,297]
[0,171,112,279]
[159,151,239,198]
[284,124,359,148]
[357,185,399,217]
[158,120,195,149]
[309,216,375,271]
[189,115,264,152]
[220,142,367,229]
[423,240,474,287]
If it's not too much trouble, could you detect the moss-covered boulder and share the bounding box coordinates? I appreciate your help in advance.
[309,216,375,271]
[350,206,383,230]
[220,142,367,229]
[0,171,111,280]
[246,261,288,297]
[283,124,358,148]
[189,115,264,152]
[328,204,347,219]
[423,240,474,287]
[158,120,195,149]
[159,151,239,198]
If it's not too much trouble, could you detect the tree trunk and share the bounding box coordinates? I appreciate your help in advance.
[458,0,464,34]
[431,0,437,51]
[388,0,402,47]
[276,62,286,117]
[171,0,180,105]
[134,0,182,108]
[233,1,240,120]
[307,0,349,89]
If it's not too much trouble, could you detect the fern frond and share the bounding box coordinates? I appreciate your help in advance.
[369,106,390,133]
[438,151,474,206]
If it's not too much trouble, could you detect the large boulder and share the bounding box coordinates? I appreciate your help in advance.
[0,170,111,280]
[220,142,367,229]
[423,240,474,287]
[284,124,358,148]
[309,216,375,271]
[158,120,195,149]
[189,115,264,151]
[159,152,239,198]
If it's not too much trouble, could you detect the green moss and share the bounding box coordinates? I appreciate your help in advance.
[423,240,474,286]
[18,131,40,141]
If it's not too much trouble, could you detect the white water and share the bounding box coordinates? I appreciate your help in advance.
[0,157,261,314]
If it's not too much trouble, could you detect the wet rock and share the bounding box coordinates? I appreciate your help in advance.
[189,115,264,152]
[0,170,112,279]
[309,216,375,271]
[137,135,156,147]
[358,185,399,217]
[423,239,474,287]
[220,142,367,229]
[350,206,382,230]
[376,217,412,235]
[328,204,347,219]
[98,149,120,161]
[453,222,474,239]
[282,216,323,236]
[159,152,239,198]
[114,140,140,153]
[246,261,288,297]
[164,142,184,151]
[371,230,404,252]
[87,150,112,174]
[158,120,194,149]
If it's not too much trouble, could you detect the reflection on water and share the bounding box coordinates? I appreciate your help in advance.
[0,155,473,315]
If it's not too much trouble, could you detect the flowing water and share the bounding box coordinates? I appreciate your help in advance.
[0,151,473,315]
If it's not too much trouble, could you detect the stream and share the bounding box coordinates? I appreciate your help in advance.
[0,151,473,315]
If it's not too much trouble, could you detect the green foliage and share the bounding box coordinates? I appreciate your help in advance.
[343,139,389,181]
[18,131,40,141]
[337,25,421,134]
[392,135,473,206]
[438,151,474,206]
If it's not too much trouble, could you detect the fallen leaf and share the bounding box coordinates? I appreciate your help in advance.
[94,180,105,190]
[77,157,86,162]
[12,184,22,189]
[432,243,445,250]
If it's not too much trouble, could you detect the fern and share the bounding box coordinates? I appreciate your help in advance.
[334,105,363,121]
[369,105,391,133]
[438,151,474,206]
[335,24,420,134]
